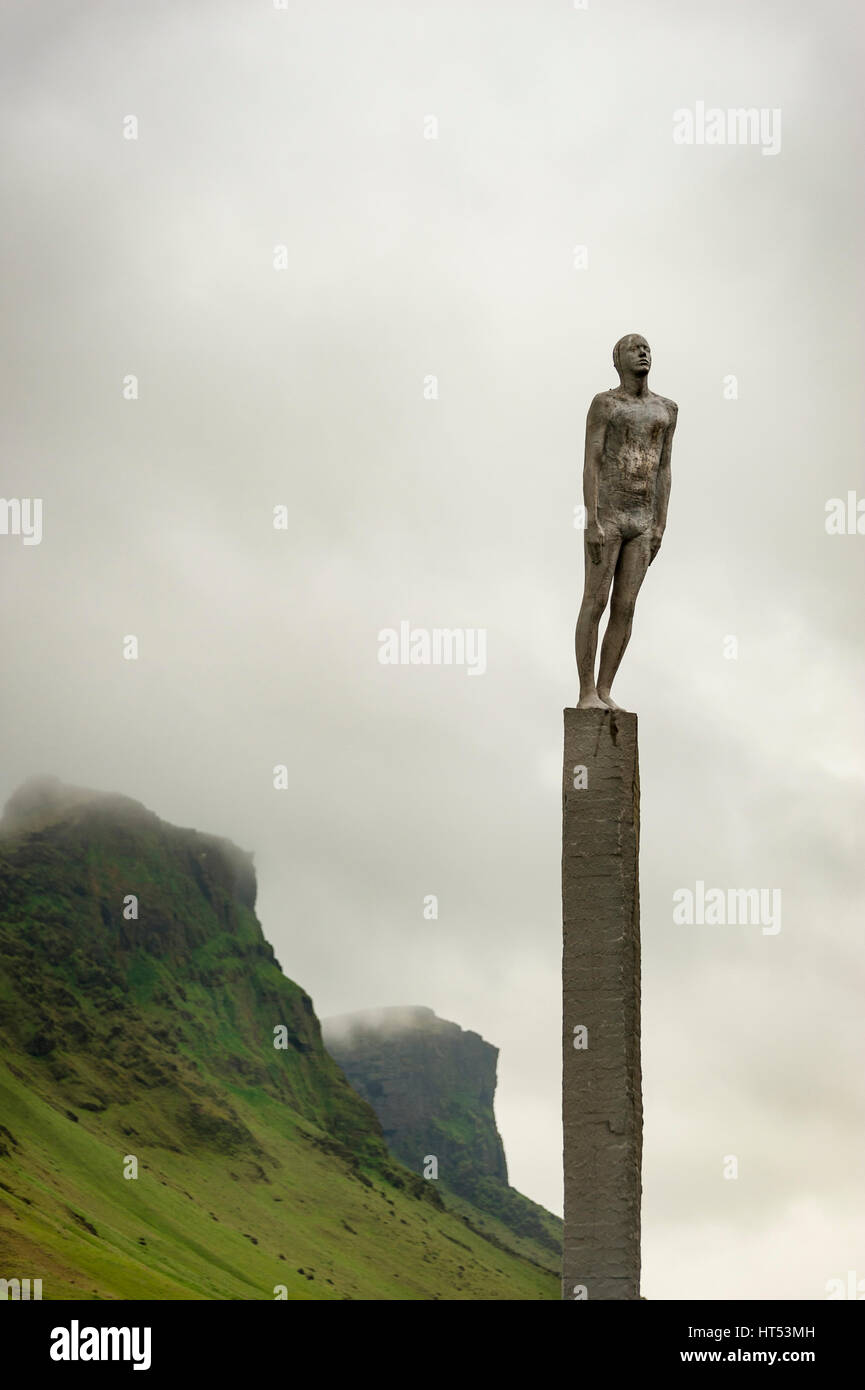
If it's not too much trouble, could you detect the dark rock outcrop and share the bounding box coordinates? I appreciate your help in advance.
[323,1006,507,1189]
[323,1006,561,1254]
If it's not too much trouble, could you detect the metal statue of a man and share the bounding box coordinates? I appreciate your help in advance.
[575,334,678,711]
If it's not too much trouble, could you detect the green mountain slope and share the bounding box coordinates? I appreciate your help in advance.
[0,778,559,1300]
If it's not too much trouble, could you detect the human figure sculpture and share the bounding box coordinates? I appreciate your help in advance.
[575,334,678,711]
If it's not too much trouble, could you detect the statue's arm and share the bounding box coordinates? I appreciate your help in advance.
[583,394,608,563]
[650,401,677,562]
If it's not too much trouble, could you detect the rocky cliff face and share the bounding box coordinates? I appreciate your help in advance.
[323,1006,508,1189]
[0,775,350,1129]
[324,1006,561,1255]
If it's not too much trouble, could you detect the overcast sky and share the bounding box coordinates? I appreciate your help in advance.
[1,0,863,1300]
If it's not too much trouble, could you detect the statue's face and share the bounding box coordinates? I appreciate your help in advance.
[619,336,651,376]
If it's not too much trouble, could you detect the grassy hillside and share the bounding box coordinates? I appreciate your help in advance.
[0,779,559,1300]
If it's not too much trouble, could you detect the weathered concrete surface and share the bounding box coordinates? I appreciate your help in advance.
[562,707,642,1300]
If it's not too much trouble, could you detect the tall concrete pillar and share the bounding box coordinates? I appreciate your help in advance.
[562,707,642,1300]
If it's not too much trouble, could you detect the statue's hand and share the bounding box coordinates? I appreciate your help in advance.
[649,528,664,564]
[586,521,605,566]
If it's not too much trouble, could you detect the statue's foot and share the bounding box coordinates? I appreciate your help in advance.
[598,690,626,712]
[577,691,609,711]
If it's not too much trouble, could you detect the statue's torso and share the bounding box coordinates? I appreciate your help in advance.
[598,391,674,531]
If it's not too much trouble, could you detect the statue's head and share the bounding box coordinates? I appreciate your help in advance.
[613,334,651,380]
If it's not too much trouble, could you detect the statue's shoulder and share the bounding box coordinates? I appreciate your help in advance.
[654,392,678,418]
[589,388,619,415]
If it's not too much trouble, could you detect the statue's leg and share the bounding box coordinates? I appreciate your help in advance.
[596,532,651,708]
[575,528,621,708]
